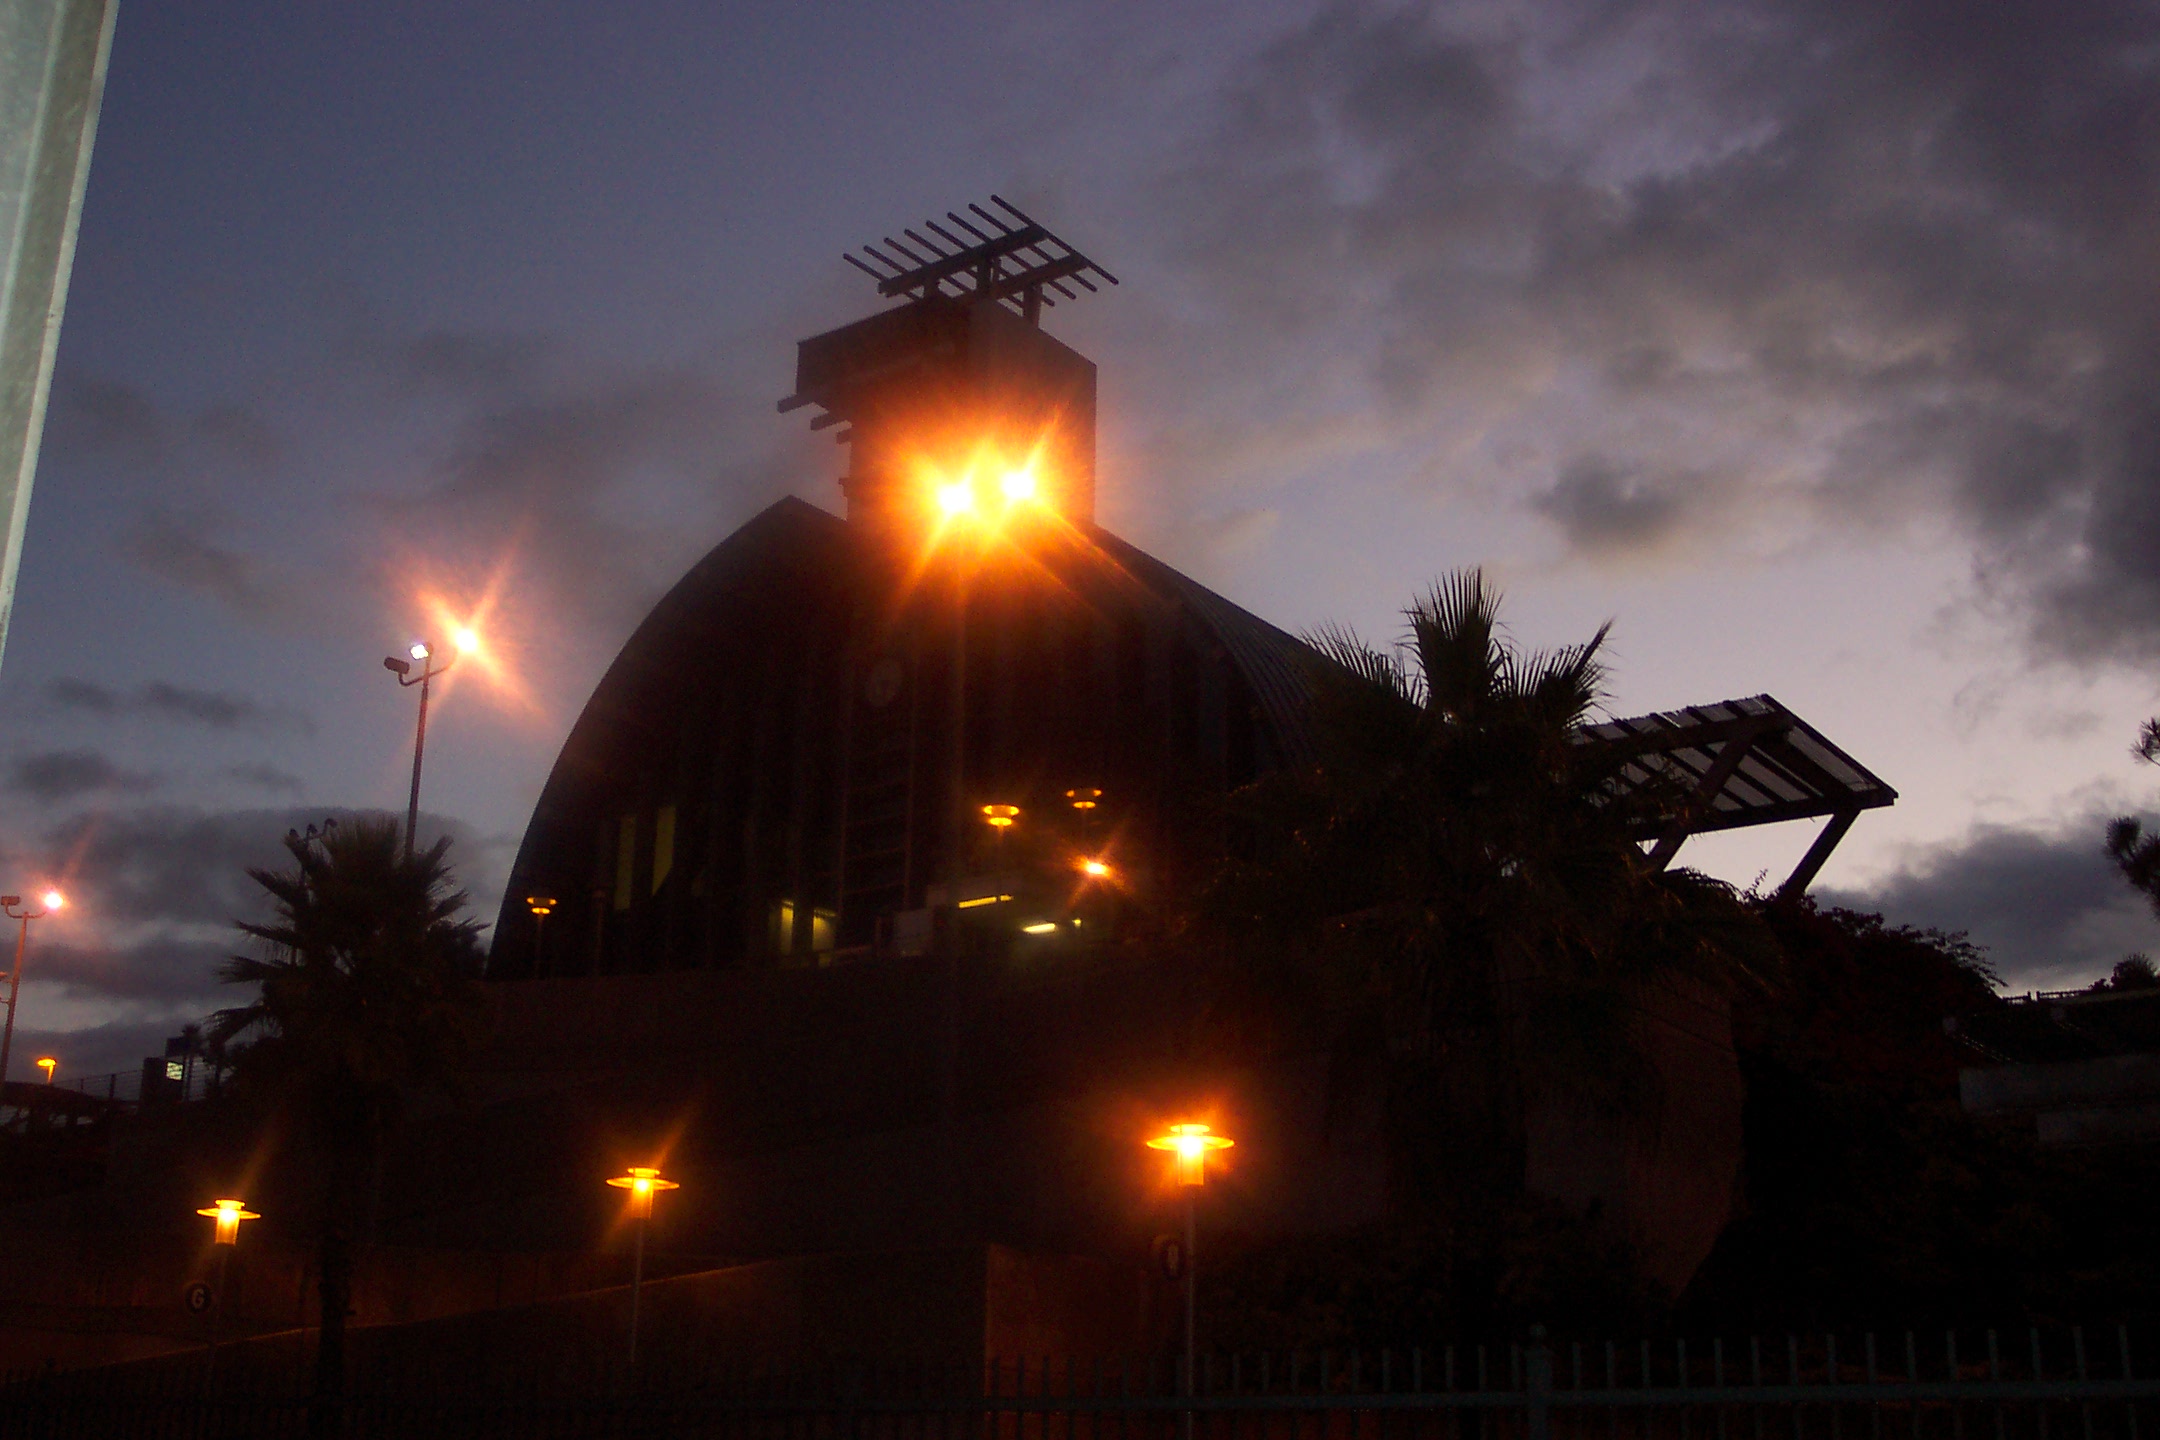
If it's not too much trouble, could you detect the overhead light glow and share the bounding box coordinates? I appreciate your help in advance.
[39,890,63,911]
[1147,1122,1234,1186]
[196,1197,261,1245]
[409,642,431,662]
[1080,859,1112,878]
[452,626,480,654]
[1021,921,1059,935]
[937,481,975,516]
[1000,468,1037,502]
[957,894,1013,909]
[981,803,1020,829]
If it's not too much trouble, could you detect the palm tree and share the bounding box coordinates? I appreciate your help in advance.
[1210,569,1766,1227]
[2108,718,2160,916]
[209,816,484,1407]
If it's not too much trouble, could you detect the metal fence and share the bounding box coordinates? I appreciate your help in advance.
[3,1325,2156,1440]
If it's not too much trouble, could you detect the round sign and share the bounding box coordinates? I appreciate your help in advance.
[185,1282,214,1314]
[1152,1234,1186,1283]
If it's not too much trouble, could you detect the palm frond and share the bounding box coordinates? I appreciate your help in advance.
[1406,569,1503,722]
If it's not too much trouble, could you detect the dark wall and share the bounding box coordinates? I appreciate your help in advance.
[489,498,1298,981]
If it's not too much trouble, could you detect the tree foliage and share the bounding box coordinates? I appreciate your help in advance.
[2107,717,2160,920]
[209,816,485,1401]
[1193,571,1775,1338]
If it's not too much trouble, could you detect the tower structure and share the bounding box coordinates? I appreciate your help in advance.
[491,201,1314,978]
[780,197,1111,532]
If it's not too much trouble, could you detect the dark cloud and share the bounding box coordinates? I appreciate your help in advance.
[48,373,284,476]
[1531,457,1690,557]
[47,677,313,736]
[190,404,285,468]
[119,509,283,616]
[46,678,116,715]
[224,762,305,795]
[1161,0,2160,663]
[351,327,553,402]
[47,374,167,461]
[1823,812,2160,992]
[370,352,789,629]
[8,750,158,802]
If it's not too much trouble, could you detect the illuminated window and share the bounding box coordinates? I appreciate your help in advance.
[614,815,636,911]
[652,805,676,894]
[811,907,837,952]
[772,899,796,954]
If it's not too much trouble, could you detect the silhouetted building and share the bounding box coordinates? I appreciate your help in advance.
[467,201,1896,1297]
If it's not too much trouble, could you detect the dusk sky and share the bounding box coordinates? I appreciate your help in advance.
[8,0,2160,1078]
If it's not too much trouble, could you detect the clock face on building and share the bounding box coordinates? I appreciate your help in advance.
[863,656,904,709]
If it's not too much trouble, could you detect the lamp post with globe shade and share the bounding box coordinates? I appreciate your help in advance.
[0,889,63,1088]
[382,628,476,858]
[606,1165,679,1368]
[194,1198,259,1387]
[1147,1122,1232,1418]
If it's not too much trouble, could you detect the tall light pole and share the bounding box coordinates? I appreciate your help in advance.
[526,895,556,971]
[606,1165,678,1369]
[0,890,64,1088]
[1147,1122,1232,1420]
[382,630,472,859]
[195,1197,259,1390]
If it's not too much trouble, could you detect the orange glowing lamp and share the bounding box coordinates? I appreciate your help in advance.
[527,895,557,918]
[1079,858,1112,878]
[607,1165,680,1220]
[937,480,976,516]
[1066,788,1101,810]
[197,1198,260,1246]
[39,890,62,912]
[1148,1122,1233,1187]
[34,1057,54,1083]
[981,804,1020,830]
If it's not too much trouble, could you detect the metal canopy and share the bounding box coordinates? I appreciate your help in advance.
[1581,693,1897,898]
[838,195,1117,324]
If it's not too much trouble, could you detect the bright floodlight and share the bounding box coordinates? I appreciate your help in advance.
[937,480,975,516]
[1000,468,1037,502]
[1080,858,1111,878]
[409,642,431,662]
[452,626,480,653]
[39,890,62,911]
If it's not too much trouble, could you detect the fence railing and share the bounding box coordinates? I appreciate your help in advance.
[3,1325,2156,1440]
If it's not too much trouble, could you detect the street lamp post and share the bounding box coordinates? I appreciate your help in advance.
[1147,1122,1232,1420]
[382,631,472,859]
[606,1165,678,1369]
[0,890,64,1089]
[194,1197,259,1389]
[526,895,556,970]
